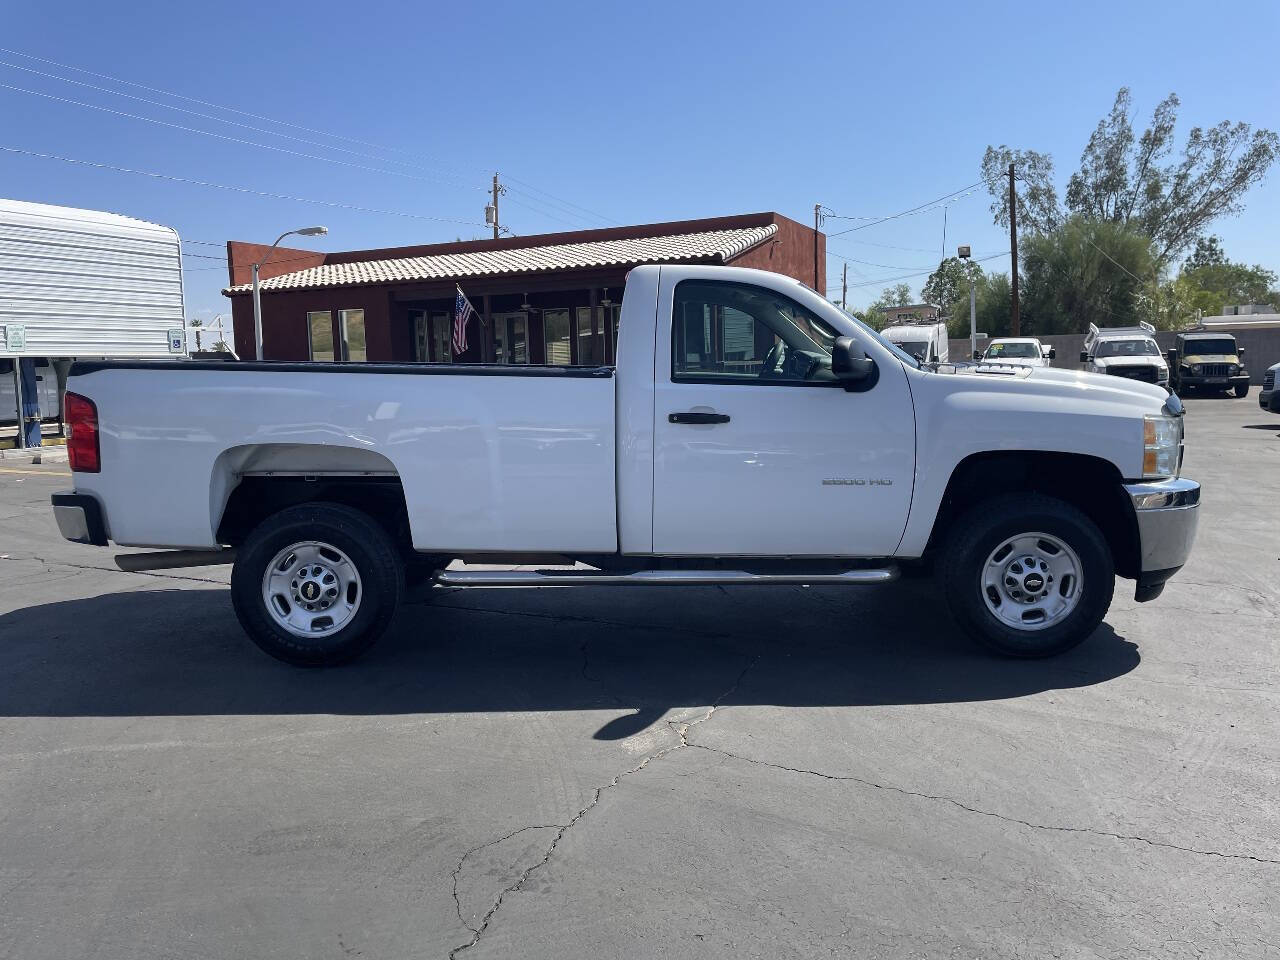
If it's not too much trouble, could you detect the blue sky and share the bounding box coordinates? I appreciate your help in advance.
[3,0,1277,334]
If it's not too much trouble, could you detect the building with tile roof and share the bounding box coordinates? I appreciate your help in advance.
[222,212,825,365]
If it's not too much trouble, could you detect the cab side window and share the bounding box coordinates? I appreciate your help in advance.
[672,280,838,384]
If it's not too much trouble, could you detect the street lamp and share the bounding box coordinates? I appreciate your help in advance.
[957,245,977,361]
[251,226,328,360]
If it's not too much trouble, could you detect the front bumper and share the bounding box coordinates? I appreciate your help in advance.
[51,492,109,546]
[1179,372,1249,390]
[1260,389,1279,412]
[1122,477,1200,602]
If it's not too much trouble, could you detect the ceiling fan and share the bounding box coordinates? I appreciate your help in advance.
[520,293,540,313]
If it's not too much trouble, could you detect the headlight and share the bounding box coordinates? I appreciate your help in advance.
[1229,364,1239,374]
[1143,415,1182,478]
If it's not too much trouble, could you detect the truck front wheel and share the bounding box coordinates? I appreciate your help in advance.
[941,494,1114,658]
[231,503,403,666]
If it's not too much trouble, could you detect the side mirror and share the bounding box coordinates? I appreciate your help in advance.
[1167,348,1178,366]
[973,350,984,360]
[1079,350,1088,364]
[1047,347,1057,360]
[832,336,875,389]
[1238,347,1246,361]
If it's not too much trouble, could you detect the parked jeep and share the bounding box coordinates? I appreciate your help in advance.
[1168,332,1249,397]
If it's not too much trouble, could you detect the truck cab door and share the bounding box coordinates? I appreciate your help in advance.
[650,268,915,557]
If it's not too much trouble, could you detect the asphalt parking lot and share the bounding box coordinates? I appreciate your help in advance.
[1,390,1277,960]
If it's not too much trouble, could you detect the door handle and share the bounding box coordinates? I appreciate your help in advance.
[669,411,730,424]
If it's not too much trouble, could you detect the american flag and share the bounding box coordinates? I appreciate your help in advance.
[453,285,477,355]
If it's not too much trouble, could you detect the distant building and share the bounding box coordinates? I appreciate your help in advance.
[1219,303,1277,317]
[222,212,825,365]
[876,303,940,325]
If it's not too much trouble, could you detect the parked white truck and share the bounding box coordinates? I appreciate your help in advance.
[51,265,1199,665]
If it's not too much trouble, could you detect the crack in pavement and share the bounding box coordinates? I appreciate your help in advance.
[0,553,228,586]
[446,654,761,960]
[684,741,1280,867]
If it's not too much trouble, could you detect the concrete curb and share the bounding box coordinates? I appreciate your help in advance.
[0,445,69,463]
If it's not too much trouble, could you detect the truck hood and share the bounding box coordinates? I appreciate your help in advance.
[979,356,1047,368]
[1181,354,1239,364]
[1093,355,1165,369]
[938,362,1171,412]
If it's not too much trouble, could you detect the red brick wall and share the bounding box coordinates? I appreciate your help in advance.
[726,213,824,292]
[232,287,393,361]
[225,241,326,287]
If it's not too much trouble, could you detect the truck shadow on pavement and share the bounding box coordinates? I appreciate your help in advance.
[0,579,1139,735]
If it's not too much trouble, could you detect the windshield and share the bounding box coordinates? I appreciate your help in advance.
[985,341,1039,359]
[893,339,929,359]
[1096,339,1160,358]
[1182,338,1237,355]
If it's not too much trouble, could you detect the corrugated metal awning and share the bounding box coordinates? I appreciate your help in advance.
[225,224,778,295]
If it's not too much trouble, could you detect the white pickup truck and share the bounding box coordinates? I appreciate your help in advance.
[51,265,1200,666]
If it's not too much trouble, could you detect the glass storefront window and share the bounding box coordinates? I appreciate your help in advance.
[308,311,334,361]
[575,306,600,366]
[543,309,571,365]
[493,313,529,364]
[339,309,366,362]
[431,313,451,363]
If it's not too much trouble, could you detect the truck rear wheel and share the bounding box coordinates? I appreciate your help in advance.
[231,503,403,666]
[941,494,1113,658]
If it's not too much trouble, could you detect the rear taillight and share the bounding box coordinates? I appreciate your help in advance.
[65,392,100,473]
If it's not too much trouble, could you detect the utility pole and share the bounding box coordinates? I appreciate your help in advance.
[813,203,821,291]
[488,173,504,240]
[1009,162,1020,336]
[841,263,848,310]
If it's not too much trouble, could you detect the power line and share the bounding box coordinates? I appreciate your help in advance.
[0,145,488,227]
[0,58,479,190]
[0,46,465,172]
[826,250,939,271]
[0,82,479,189]
[0,46,614,231]
[504,176,617,226]
[501,193,591,229]
[845,251,1008,289]
[825,178,1000,237]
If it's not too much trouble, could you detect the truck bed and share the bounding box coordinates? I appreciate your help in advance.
[66,360,618,553]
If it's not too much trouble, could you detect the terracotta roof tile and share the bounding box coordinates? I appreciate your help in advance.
[225,224,777,294]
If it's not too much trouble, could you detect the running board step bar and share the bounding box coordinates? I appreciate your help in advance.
[434,566,898,587]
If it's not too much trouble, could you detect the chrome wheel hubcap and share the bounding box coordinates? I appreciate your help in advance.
[981,532,1082,631]
[261,541,361,638]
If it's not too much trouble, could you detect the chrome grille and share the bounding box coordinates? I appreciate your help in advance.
[1264,370,1275,391]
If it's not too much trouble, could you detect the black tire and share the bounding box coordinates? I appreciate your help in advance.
[231,502,403,666]
[941,494,1114,658]
[1234,382,1250,398]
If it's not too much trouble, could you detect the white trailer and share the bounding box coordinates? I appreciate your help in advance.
[0,198,187,358]
[0,198,187,435]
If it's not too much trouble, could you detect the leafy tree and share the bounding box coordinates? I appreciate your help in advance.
[923,257,986,332]
[1019,217,1154,334]
[982,88,1278,267]
[1183,235,1226,271]
[981,147,1061,234]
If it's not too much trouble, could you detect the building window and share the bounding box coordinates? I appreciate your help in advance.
[493,312,528,364]
[308,310,334,361]
[575,306,601,366]
[606,303,621,364]
[412,311,452,363]
[339,309,366,362]
[431,313,451,363]
[543,309,571,365]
